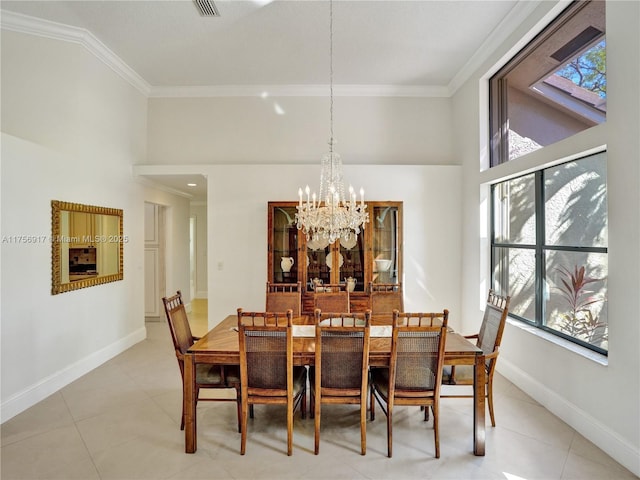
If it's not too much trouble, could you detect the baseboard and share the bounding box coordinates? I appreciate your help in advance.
[0,326,147,424]
[499,359,640,477]
[195,290,208,299]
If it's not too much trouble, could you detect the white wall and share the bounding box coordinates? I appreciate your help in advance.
[190,203,208,298]
[0,30,147,421]
[453,1,640,474]
[204,164,462,329]
[146,96,454,165]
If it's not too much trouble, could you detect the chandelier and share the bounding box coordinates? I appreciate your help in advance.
[295,0,369,245]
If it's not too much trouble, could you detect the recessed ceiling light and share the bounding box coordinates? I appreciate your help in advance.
[187,183,197,187]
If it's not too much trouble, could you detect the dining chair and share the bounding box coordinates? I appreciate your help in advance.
[266,281,302,316]
[368,282,403,293]
[313,289,350,313]
[162,291,241,432]
[266,281,302,293]
[370,309,449,458]
[310,309,371,455]
[237,308,307,456]
[368,282,404,316]
[441,289,510,427]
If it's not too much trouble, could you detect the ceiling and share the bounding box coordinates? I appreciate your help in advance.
[139,174,209,202]
[1,0,534,201]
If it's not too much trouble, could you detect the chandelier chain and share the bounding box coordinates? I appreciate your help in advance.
[329,0,334,153]
[294,0,369,245]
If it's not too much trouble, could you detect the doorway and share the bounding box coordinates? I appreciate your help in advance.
[144,202,166,321]
[190,215,196,300]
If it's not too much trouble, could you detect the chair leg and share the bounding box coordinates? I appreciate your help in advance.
[370,386,376,421]
[287,397,293,456]
[309,385,315,419]
[487,378,496,427]
[449,366,457,384]
[387,403,393,458]
[240,400,248,455]
[301,384,307,420]
[433,403,440,459]
[235,388,242,433]
[424,404,430,421]
[360,395,367,455]
[314,391,321,454]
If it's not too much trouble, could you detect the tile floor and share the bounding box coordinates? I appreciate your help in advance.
[1,300,637,480]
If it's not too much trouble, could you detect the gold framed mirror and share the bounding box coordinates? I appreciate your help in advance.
[51,200,124,295]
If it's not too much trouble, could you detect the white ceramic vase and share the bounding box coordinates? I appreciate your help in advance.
[281,256,294,273]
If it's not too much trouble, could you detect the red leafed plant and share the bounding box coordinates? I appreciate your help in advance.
[553,265,607,344]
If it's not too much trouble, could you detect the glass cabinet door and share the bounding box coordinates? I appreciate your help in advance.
[339,234,365,292]
[371,204,401,285]
[270,205,299,284]
[305,238,331,291]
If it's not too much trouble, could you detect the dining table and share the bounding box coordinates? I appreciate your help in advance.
[183,314,486,456]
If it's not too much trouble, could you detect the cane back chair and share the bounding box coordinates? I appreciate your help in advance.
[266,282,302,317]
[237,309,307,455]
[370,310,449,458]
[310,309,371,455]
[313,289,350,313]
[368,282,404,316]
[162,291,241,432]
[442,290,510,427]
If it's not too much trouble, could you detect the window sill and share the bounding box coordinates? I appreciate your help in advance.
[506,317,608,366]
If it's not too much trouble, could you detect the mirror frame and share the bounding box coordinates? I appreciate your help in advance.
[51,200,124,295]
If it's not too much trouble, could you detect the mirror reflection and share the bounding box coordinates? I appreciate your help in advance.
[51,201,124,294]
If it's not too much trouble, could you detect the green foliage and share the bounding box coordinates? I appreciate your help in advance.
[557,40,606,98]
[551,265,607,345]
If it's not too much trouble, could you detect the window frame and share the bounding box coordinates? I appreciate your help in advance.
[489,0,606,167]
[490,153,608,355]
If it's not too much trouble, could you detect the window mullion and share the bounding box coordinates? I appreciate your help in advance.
[535,170,545,328]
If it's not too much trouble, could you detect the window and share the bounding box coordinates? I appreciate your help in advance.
[490,1,606,166]
[491,152,608,354]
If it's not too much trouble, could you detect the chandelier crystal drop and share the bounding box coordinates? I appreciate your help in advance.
[295,0,369,244]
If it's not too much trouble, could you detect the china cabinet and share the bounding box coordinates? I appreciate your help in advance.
[267,201,402,313]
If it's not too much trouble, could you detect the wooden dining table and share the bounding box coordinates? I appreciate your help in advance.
[183,314,486,455]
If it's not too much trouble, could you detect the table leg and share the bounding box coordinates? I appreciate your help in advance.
[184,353,197,453]
[473,354,486,455]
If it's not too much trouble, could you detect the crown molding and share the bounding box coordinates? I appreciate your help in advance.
[1,9,447,99]
[3,3,545,100]
[148,84,449,98]
[447,0,543,96]
[1,10,151,96]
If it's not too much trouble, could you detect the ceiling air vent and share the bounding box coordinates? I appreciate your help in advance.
[193,0,220,17]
